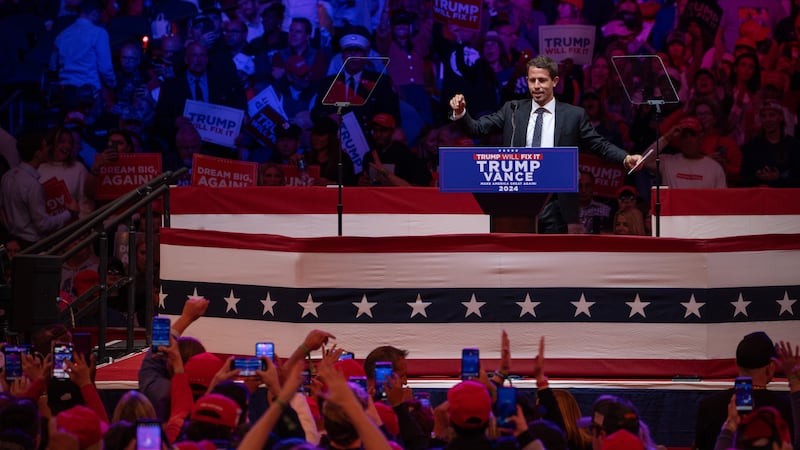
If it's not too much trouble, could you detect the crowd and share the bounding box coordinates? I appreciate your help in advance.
[0,298,798,449]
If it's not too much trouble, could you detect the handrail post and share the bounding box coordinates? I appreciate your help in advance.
[144,194,155,347]
[97,225,109,362]
[126,217,137,353]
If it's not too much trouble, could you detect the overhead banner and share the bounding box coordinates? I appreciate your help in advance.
[191,154,258,187]
[433,0,481,31]
[341,112,369,172]
[439,146,578,193]
[578,153,626,199]
[183,100,245,148]
[538,25,596,66]
[41,177,74,216]
[95,153,162,200]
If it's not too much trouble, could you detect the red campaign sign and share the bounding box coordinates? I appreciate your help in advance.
[95,153,163,200]
[578,153,626,199]
[281,164,321,186]
[41,177,74,216]
[191,154,258,187]
[433,0,481,31]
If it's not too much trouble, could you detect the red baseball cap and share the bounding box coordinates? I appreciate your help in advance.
[447,380,491,429]
[190,393,241,429]
[371,113,396,129]
[184,352,225,395]
[285,55,310,77]
[55,405,108,449]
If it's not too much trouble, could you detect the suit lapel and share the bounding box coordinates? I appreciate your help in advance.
[517,100,532,147]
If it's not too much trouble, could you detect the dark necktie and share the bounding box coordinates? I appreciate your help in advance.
[347,76,356,101]
[532,107,546,148]
[194,78,204,102]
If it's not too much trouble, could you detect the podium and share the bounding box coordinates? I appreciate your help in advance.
[439,146,578,233]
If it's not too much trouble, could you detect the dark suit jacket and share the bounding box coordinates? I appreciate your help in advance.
[459,99,628,226]
[154,70,247,141]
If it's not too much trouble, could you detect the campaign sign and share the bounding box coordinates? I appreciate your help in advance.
[680,0,722,36]
[96,153,162,200]
[538,25,596,66]
[341,112,369,170]
[191,154,258,187]
[579,153,626,199]
[41,177,74,216]
[246,86,289,147]
[281,164,322,186]
[433,0,481,31]
[439,147,578,193]
[184,100,245,148]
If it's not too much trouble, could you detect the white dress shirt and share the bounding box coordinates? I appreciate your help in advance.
[526,98,556,148]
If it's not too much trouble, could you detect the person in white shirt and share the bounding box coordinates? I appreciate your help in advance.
[644,116,727,189]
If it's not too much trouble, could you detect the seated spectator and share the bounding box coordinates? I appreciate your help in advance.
[39,125,94,218]
[361,113,431,187]
[259,162,287,186]
[272,17,328,83]
[740,100,800,187]
[688,96,743,185]
[613,208,646,236]
[306,116,356,186]
[578,170,612,234]
[643,117,727,188]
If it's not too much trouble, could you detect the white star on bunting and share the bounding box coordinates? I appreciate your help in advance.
[353,294,377,318]
[731,293,751,318]
[187,287,204,301]
[407,294,431,318]
[158,285,168,309]
[681,294,705,318]
[777,291,796,316]
[571,293,595,318]
[260,291,277,316]
[626,294,650,318]
[299,293,322,318]
[516,293,540,318]
[224,289,241,313]
[462,293,486,318]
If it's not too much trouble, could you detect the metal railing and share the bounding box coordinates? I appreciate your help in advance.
[17,168,186,361]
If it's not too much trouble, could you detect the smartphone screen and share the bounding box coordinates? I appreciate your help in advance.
[735,376,753,412]
[374,361,393,400]
[414,391,431,409]
[495,386,517,428]
[52,343,73,380]
[136,420,162,450]
[72,332,92,363]
[151,316,171,353]
[339,351,355,361]
[461,348,480,380]
[233,357,263,376]
[3,347,24,381]
[255,342,274,360]
[349,375,368,391]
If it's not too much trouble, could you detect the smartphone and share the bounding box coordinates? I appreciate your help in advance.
[136,419,162,450]
[735,376,753,412]
[374,361,393,400]
[232,357,265,376]
[339,351,355,361]
[414,391,431,409]
[2,346,25,381]
[72,332,92,363]
[495,386,517,429]
[300,369,312,394]
[52,343,74,380]
[461,348,480,380]
[255,342,274,360]
[349,375,368,391]
[151,316,171,353]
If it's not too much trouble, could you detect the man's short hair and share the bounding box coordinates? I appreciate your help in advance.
[16,130,45,163]
[323,383,368,446]
[291,17,312,35]
[736,331,776,369]
[527,55,558,80]
[363,345,408,380]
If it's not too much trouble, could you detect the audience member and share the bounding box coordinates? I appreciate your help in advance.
[740,99,800,187]
[361,113,430,186]
[577,170,611,234]
[613,207,646,236]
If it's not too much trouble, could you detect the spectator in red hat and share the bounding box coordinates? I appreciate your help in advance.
[181,393,242,446]
[643,116,727,188]
[272,55,320,133]
[55,405,108,450]
[360,113,431,186]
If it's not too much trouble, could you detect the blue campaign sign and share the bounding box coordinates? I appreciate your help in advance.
[439,147,579,193]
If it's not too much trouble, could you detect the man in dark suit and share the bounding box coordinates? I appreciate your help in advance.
[449,55,642,234]
[312,32,399,138]
[154,41,247,153]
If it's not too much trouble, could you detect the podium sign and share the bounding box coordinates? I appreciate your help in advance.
[439,147,578,193]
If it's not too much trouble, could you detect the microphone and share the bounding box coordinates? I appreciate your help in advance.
[509,101,518,147]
